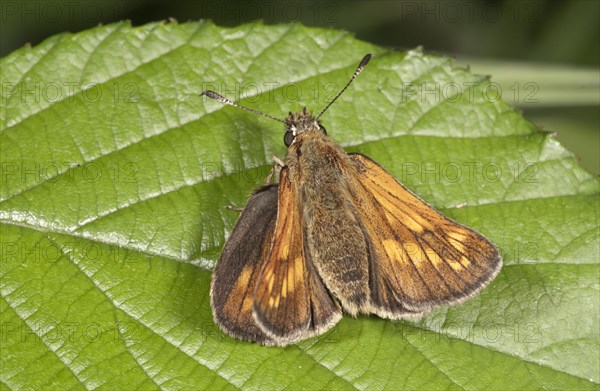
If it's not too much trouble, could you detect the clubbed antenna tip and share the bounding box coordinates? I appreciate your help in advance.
[316,54,372,120]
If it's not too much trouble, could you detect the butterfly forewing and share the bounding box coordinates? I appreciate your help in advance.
[253,168,342,344]
[347,154,502,313]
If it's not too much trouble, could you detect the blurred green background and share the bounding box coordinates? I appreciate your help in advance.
[2,0,598,174]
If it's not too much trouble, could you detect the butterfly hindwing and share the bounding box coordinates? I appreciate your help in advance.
[210,185,278,345]
[347,153,502,315]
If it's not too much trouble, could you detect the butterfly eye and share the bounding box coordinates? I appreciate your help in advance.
[284,131,295,147]
[319,125,327,135]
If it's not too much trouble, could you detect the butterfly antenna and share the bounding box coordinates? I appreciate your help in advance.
[200,90,286,124]
[316,54,372,120]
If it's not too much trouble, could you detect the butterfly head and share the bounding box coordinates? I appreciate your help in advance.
[283,107,327,147]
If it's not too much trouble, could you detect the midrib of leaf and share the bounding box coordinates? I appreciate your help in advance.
[1,72,590,231]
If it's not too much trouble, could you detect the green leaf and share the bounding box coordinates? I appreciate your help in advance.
[1,21,598,390]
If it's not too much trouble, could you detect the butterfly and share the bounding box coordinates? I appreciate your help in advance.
[204,54,502,346]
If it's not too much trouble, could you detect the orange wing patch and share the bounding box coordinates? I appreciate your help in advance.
[253,168,313,340]
[347,153,502,314]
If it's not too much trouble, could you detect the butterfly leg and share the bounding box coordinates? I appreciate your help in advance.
[225,204,244,212]
[264,156,286,184]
